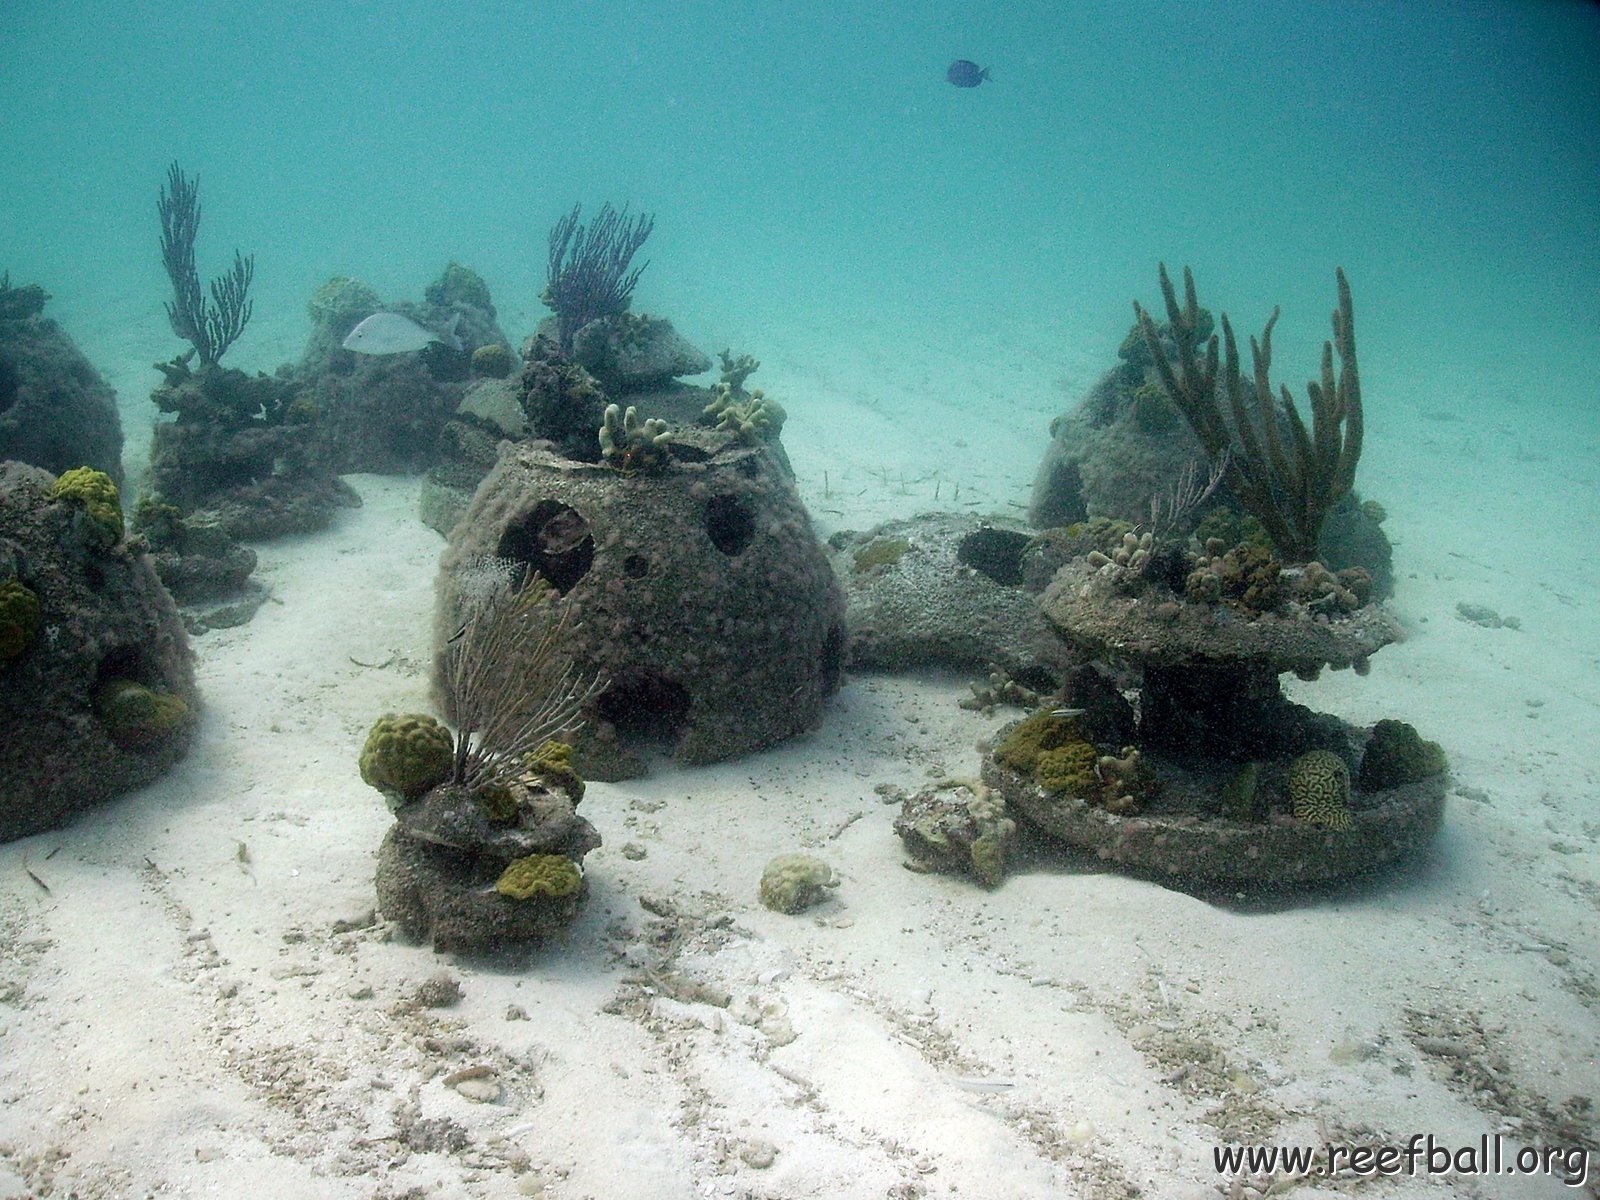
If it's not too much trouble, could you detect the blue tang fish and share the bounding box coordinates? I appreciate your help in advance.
[946,60,990,88]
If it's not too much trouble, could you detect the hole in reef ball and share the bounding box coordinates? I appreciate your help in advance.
[597,670,691,740]
[819,623,845,694]
[704,494,756,556]
[497,499,594,593]
[956,527,1032,586]
[622,553,650,579]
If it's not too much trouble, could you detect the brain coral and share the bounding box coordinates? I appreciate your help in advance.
[359,712,455,803]
[1288,750,1353,831]
[495,853,582,901]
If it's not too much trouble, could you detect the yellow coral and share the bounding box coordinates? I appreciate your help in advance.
[993,710,1084,775]
[49,466,123,544]
[519,739,584,802]
[359,712,454,801]
[495,854,582,901]
[1035,741,1098,796]
[1288,750,1353,831]
[851,536,910,573]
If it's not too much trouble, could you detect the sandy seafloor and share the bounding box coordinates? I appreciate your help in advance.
[1,308,1597,1200]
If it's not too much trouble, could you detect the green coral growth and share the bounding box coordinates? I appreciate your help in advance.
[1035,741,1098,796]
[495,853,582,901]
[992,710,1084,775]
[522,739,585,802]
[93,678,191,749]
[1131,380,1180,434]
[0,579,42,660]
[1220,762,1264,822]
[476,783,519,824]
[996,713,1148,813]
[851,536,910,573]
[471,342,514,378]
[1193,508,1271,554]
[359,712,454,804]
[1186,541,1282,611]
[1358,720,1447,791]
[426,262,494,314]
[307,275,379,328]
[49,466,123,545]
[1288,750,1353,831]
[965,789,1015,888]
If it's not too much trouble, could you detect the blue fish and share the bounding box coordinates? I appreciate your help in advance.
[946,60,990,88]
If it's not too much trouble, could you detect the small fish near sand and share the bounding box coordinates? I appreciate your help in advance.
[946,59,991,88]
[342,311,462,355]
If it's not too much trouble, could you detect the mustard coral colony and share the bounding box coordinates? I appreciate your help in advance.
[470,342,514,379]
[92,679,193,751]
[494,853,582,901]
[993,710,1149,816]
[359,712,455,807]
[48,466,123,546]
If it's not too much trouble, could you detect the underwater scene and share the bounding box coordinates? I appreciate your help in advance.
[2,1,1598,1197]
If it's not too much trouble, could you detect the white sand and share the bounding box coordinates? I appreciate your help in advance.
[1,330,1597,1200]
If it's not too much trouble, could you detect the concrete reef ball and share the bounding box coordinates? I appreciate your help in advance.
[1,461,197,842]
[434,432,845,779]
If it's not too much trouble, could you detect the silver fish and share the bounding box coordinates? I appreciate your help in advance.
[342,310,462,355]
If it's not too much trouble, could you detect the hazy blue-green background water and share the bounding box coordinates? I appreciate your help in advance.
[2,0,1598,478]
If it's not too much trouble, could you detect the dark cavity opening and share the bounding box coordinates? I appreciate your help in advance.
[497,499,594,593]
[819,622,845,696]
[705,494,755,556]
[596,670,691,745]
[622,553,651,579]
[0,356,17,415]
[95,644,152,688]
[956,527,1031,586]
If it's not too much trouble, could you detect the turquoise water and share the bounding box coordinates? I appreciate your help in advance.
[5,6,1600,1195]
[4,0,1596,444]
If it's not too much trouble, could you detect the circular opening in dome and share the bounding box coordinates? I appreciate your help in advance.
[704,494,755,556]
[497,500,594,593]
[956,527,1031,586]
